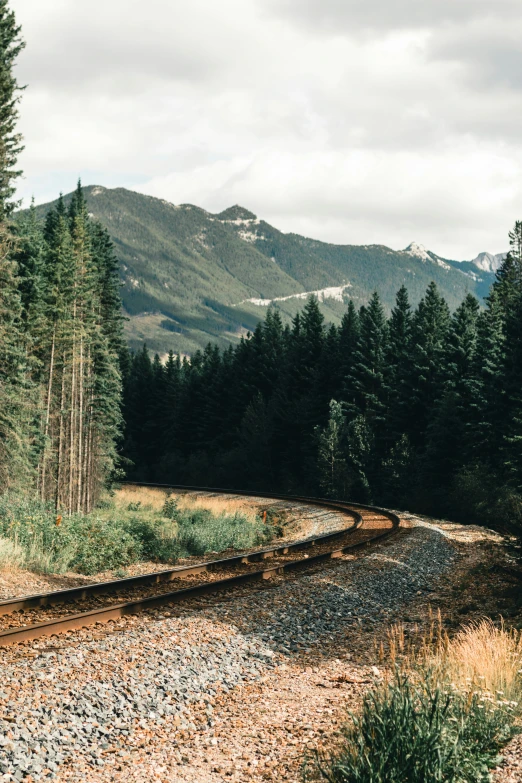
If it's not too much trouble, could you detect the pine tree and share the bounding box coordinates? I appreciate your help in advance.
[0,0,24,221]
[422,294,480,511]
[315,400,349,498]
[0,2,33,490]
[13,200,46,328]
[380,286,414,499]
[338,300,360,378]
[497,225,522,492]
[30,183,124,510]
[467,289,505,464]
[387,285,412,405]
[492,221,522,314]
[0,236,34,490]
[272,297,325,491]
[400,282,450,454]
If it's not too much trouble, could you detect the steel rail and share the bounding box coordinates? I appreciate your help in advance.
[0,486,400,646]
[0,491,362,616]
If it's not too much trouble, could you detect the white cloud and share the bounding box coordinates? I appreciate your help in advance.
[13,0,522,258]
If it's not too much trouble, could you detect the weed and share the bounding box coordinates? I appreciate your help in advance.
[0,489,273,576]
[312,669,517,783]
[311,620,522,783]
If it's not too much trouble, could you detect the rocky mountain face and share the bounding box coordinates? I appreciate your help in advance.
[27,186,500,354]
[469,251,506,273]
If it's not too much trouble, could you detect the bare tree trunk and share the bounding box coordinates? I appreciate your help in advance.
[76,334,84,513]
[55,357,66,512]
[39,325,56,499]
[68,301,77,515]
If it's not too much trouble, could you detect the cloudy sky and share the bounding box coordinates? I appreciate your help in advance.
[13,0,522,259]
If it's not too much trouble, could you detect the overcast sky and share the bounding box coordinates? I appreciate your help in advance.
[13,0,522,259]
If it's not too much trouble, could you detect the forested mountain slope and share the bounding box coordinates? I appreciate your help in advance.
[27,186,496,354]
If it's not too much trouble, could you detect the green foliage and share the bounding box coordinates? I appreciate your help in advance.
[0,0,25,220]
[312,670,517,783]
[112,219,522,534]
[174,509,270,557]
[0,492,273,575]
[162,494,272,556]
[315,400,349,498]
[10,180,125,512]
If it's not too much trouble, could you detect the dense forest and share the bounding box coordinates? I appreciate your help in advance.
[1,0,521,538]
[0,3,122,516]
[10,189,124,512]
[0,2,124,514]
[122,230,522,532]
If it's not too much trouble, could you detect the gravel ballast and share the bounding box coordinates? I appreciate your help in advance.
[0,517,458,781]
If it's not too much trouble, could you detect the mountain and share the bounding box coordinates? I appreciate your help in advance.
[469,251,506,274]
[25,186,498,355]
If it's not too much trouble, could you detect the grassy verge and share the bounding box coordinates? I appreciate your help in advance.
[310,619,522,783]
[0,488,281,576]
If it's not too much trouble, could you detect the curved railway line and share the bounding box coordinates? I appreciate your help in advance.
[0,485,400,647]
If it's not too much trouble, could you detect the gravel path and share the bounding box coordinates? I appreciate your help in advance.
[0,517,458,781]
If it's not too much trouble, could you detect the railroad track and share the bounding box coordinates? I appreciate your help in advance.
[0,485,400,646]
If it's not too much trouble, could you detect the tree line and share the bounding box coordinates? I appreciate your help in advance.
[9,188,125,512]
[0,1,124,514]
[1,0,521,531]
[1,184,124,512]
[122,226,522,531]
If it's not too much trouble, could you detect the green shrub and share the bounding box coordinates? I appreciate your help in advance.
[174,508,269,557]
[0,492,273,575]
[67,519,143,575]
[312,670,517,783]
[0,537,25,569]
[0,493,76,573]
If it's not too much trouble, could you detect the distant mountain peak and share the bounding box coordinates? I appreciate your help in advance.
[470,251,506,273]
[404,242,431,261]
[217,205,257,222]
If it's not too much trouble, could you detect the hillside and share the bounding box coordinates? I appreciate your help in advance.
[27,186,497,354]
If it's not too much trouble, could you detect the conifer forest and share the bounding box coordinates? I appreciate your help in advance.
[5,2,522,781]
[0,0,522,540]
[121,246,522,533]
[0,2,123,514]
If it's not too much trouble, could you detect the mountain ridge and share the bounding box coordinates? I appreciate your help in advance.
[24,185,500,354]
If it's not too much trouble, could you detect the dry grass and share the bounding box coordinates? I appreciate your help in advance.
[173,494,259,525]
[443,619,522,704]
[114,485,260,525]
[386,613,522,706]
[0,536,26,573]
[113,485,169,511]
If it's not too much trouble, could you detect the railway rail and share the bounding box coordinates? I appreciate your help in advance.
[0,485,400,646]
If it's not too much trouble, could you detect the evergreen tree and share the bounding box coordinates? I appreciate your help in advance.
[497,225,522,490]
[387,285,412,418]
[0,238,34,490]
[315,400,349,498]
[422,294,479,511]
[13,200,46,327]
[345,292,388,425]
[0,1,32,490]
[400,282,450,454]
[0,0,24,220]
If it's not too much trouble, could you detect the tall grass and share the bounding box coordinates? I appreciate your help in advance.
[314,670,516,783]
[311,621,522,783]
[0,491,274,576]
[443,619,522,705]
[116,484,261,523]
